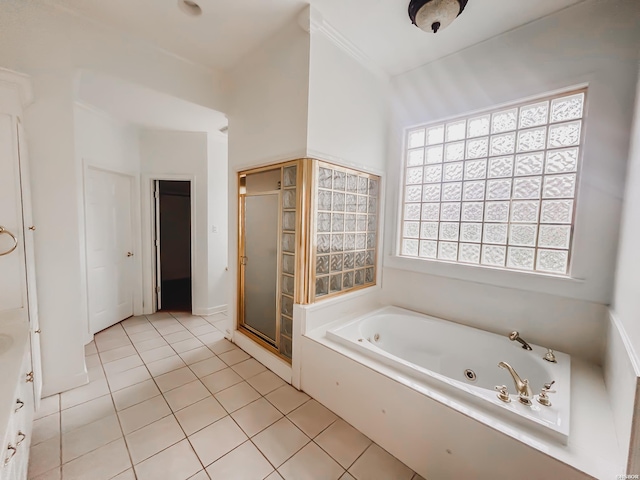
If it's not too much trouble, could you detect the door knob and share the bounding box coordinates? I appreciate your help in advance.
[127,252,134,257]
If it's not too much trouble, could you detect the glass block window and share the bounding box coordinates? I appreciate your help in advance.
[400,89,586,275]
[315,162,380,299]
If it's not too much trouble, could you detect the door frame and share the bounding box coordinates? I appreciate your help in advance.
[81,163,143,342]
[141,174,196,315]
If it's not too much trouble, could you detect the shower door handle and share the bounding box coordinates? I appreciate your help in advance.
[240,256,248,266]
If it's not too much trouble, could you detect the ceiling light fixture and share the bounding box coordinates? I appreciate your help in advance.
[178,0,202,17]
[408,0,469,33]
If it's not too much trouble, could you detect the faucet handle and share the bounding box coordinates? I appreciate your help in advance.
[537,383,556,406]
[495,385,511,403]
[543,349,557,363]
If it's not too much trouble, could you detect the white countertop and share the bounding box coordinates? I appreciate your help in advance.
[0,314,30,445]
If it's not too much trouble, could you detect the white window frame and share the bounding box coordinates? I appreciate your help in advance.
[386,84,606,302]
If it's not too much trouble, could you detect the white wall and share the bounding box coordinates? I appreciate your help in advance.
[226,17,311,336]
[383,0,640,365]
[74,104,143,343]
[0,1,225,395]
[609,66,640,470]
[307,28,389,174]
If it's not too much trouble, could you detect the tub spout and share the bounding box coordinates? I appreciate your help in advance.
[508,331,533,350]
[498,361,533,405]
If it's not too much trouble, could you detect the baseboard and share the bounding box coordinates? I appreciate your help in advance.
[41,369,89,398]
[193,304,227,316]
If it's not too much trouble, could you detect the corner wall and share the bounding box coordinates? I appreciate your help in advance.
[383,0,640,365]
[0,1,226,395]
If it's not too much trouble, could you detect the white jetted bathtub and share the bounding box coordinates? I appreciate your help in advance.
[326,306,570,444]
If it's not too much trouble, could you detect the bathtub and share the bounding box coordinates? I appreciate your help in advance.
[326,306,570,444]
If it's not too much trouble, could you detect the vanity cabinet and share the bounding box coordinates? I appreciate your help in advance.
[0,68,42,480]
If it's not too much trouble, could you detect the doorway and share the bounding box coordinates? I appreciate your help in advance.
[86,168,135,334]
[155,180,192,312]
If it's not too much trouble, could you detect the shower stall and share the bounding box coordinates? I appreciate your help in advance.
[238,159,381,363]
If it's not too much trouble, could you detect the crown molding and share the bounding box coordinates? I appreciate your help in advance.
[298,6,389,81]
[0,68,34,107]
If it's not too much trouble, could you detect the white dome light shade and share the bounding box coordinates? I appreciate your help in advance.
[408,0,469,33]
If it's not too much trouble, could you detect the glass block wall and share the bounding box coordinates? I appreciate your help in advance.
[400,89,585,275]
[314,162,380,300]
[280,164,297,359]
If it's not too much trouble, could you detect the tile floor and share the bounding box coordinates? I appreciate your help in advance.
[28,312,424,480]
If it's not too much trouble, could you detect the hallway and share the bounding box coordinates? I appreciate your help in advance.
[28,312,423,480]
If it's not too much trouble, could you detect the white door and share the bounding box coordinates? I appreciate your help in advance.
[86,168,134,334]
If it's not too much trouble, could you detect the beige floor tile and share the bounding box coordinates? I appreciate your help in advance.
[252,418,310,468]
[84,342,98,355]
[156,323,187,335]
[287,399,338,438]
[61,394,114,434]
[246,371,286,396]
[190,356,226,378]
[103,354,144,376]
[155,366,198,393]
[125,415,185,465]
[100,345,138,363]
[32,412,60,446]
[204,336,234,354]
[201,368,243,394]
[265,472,284,480]
[189,415,247,467]
[62,413,123,463]
[87,364,105,383]
[174,396,227,435]
[215,381,261,413]
[164,330,195,344]
[139,345,175,363]
[112,379,160,411]
[218,348,250,366]
[28,435,61,478]
[172,337,204,353]
[231,358,267,380]
[348,444,414,480]
[96,336,132,353]
[118,395,172,434]
[231,398,283,437]
[61,438,131,480]
[412,474,426,480]
[188,470,211,480]
[107,365,151,392]
[111,468,136,479]
[179,346,215,365]
[35,395,60,420]
[279,442,344,480]
[134,439,202,480]
[178,316,209,328]
[146,355,187,377]
[265,385,310,415]
[122,316,150,327]
[128,330,162,344]
[85,353,101,368]
[122,322,155,335]
[315,419,371,469]
[340,474,356,480]
[206,441,274,480]
[60,378,110,410]
[29,466,61,480]
[164,380,210,411]
[135,337,169,353]
[188,324,217,336]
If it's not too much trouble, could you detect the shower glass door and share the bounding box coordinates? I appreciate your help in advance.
[242,193,280,344]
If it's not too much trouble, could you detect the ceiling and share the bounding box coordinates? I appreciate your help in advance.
[52,0,585,76]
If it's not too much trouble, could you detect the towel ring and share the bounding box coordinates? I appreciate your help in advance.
[0,226,18,256]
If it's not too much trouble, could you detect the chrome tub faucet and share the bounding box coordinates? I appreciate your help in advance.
[509,331,532,350]
[498,361,533,405]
